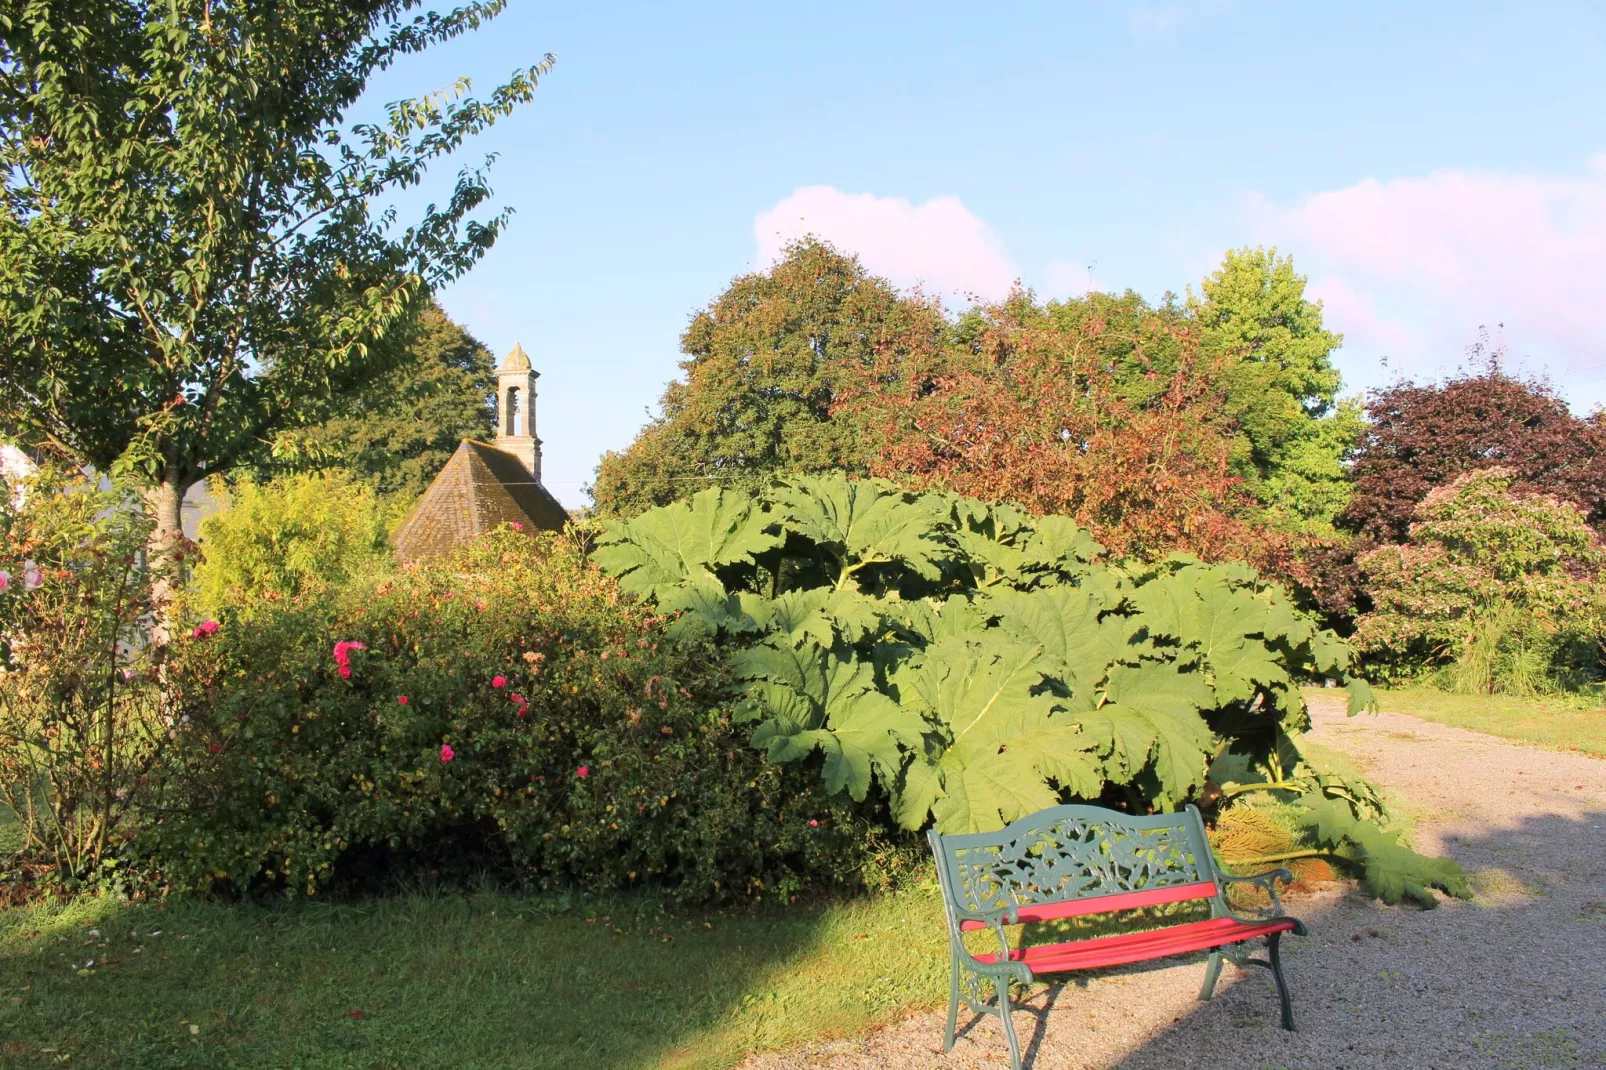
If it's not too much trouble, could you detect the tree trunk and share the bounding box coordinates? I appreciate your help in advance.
[145,470,187,650]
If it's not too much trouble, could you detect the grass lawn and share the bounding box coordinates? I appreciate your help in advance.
[1321,685,1606,758]
[0,886,951,1069]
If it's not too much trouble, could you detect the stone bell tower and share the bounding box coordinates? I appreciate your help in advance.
[494,342,541,483]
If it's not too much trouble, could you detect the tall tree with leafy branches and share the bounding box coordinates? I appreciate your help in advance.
[270,300,496,499]
[0,0,550,625]
[1189,246,1360,532]
[591,238,950,517]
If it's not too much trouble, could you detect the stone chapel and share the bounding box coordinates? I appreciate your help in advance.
[391,342,568,563]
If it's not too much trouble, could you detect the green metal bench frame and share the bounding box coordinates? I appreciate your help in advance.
[928,803,1306,1069]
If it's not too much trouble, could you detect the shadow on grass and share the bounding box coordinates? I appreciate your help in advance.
[943,807,1606,1070]
[0,884,856,1070]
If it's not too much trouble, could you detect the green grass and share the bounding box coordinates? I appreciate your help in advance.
[1346,685,1606,758]
[0,886,951,1069]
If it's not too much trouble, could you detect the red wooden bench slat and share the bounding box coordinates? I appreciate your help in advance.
[973,915,1298,973]
[957,879,1217,930]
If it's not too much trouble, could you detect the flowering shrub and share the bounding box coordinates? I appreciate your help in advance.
[0,462,166,879]
[1354,468,1606,694]
[152,530,914,901]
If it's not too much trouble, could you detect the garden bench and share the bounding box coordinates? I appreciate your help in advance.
[928,803,1305,1070]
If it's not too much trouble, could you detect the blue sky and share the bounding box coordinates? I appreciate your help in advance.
[361,1,1606,506]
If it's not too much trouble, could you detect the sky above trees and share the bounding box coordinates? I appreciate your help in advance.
[355,0,1606,506]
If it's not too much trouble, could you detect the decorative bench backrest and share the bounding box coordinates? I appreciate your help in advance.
[928,804,1222,927]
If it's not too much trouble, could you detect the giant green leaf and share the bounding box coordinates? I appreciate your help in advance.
[986,586,1136,684]
[897,636,1103,832]
[592,487,778,598]
[770,474,947,583]
[737,639,927,800]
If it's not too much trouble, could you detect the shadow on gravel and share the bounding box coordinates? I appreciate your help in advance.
[972,808,1606,1070]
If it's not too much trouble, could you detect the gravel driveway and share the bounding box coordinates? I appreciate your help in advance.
[742,695,1606,1070]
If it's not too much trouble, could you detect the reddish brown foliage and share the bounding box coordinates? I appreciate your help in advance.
[836,297,1305,572]
[1342,358,1606,544]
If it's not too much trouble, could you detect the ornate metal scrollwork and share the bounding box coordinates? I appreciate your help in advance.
[949,815,1205,915]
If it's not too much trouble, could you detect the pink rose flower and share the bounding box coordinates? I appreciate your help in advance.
[491,675,507,689]
[397,695,409,706]
[509,693,525,705]
[22,569,42,590]
[511,522,524,532]
[440,744,455,763]
[191,620,220,639]
[332,640,367,680]
[576,766,589,778]
[516,704,529,718]
[0,572,10,592]
[808,819,819,828]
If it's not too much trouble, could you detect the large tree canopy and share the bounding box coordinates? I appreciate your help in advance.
[1341,354,1606,544]
[842,291,1296,568]
[590,239,948,517]
[0,0,548,580]
[595,241,1357,569]
[271,300,495,499]
[1188,247,1358,532]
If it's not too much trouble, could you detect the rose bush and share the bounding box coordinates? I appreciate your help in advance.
[0,461,165,881]
[151,529,916,901]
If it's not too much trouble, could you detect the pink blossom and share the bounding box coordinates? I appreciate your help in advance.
[808,819,819,828]
[191,620,220,639]
[332,640,367,680]
[208,742,222,755]
[491,675,507,689]
[22,569,42,590]
[0,572,9,592]
[397,695,409,706]
[516,704,529,718]
[511,522,524,532]
[509,693,525,705]
[576,766,589,778]
[440,744,455,763]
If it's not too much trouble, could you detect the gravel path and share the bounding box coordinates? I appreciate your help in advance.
[742,696,1606,1070]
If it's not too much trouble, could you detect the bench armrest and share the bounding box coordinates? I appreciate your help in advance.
[1218,869,1308,935]
[948,914,1033,985]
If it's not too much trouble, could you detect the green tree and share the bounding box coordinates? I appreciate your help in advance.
[274,301,495,500]
[191,470,398,616]
[0,0,549,621]
[1189,247,1360,531]
[591,239,948,516]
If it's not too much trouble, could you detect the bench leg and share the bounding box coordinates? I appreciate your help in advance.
[944,955,960,1052]
[1198,947,1224,1001]
[994,977,1022,1070]
[1267,931,1296,1031]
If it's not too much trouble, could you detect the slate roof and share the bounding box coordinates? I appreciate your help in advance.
[392,440,568,563]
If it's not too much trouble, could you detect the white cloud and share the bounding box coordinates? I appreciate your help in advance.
[754,186,1018,302]
[1248,155,1606,403]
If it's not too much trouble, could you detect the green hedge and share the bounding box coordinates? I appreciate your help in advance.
[154,531,916,902]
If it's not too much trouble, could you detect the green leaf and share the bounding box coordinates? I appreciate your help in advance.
[592,487,778,598]
[770,474,947,583]
[987,586,1135,685]
[1292,794,1471,907]
[899,636,1102,832]
[1345,677,1378,716]
[736,639,926,800]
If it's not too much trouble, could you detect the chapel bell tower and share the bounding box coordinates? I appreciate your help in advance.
[495,342,541,482]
